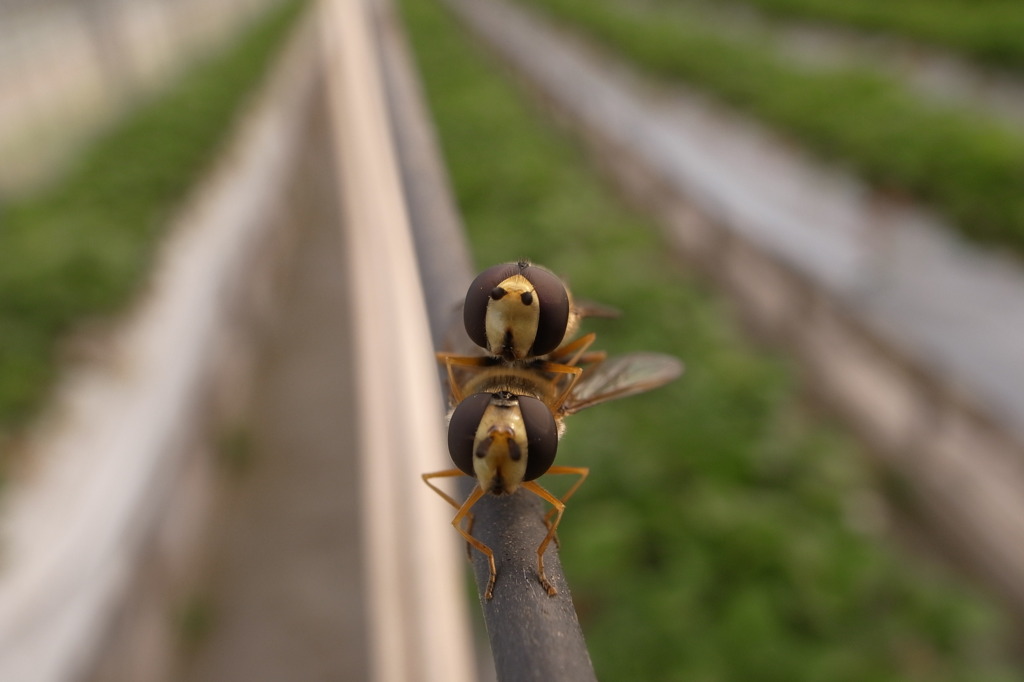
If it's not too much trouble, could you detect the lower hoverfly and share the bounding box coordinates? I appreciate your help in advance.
[423,347,683,599]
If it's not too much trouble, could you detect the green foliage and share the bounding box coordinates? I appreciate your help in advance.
[520,0,1024,256]
[661,0,1024,72]
[0,0,305,444]
[399,0,1022,679]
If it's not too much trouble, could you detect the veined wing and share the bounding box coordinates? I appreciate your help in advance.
[561,352,683,416]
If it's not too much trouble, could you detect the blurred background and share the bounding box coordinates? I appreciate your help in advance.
[0,0,279,194]
[3,0,1024,679]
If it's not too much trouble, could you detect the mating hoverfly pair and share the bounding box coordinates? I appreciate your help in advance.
[423,261,682,600]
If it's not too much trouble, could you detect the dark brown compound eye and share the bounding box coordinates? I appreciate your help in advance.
[517,395,558,481]
[447,393,493,476]
[520,265,569,356]
[462,262,570,356]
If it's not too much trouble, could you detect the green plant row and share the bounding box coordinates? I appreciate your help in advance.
[399,0,1020,679]
[519,0,1024,258]
[662,0,1024,73]
[0,0,306,451]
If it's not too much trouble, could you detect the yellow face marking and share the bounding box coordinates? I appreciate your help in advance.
[484,274,540,360]
[472,401,530,495]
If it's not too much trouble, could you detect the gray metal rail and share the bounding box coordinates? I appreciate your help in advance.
[463,492,598,682]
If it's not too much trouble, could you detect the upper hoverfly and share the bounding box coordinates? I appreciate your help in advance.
[461,260,617,364]
[424,263,682,600]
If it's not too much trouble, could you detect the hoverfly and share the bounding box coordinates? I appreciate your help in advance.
[462,260,617,364]
[423,349,683,599]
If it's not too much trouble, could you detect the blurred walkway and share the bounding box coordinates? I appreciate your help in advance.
[183,97,368,681]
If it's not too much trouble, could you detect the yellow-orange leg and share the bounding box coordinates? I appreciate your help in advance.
[422,469,477,560]
[453,486,497,599]
[422,468,467,510]
[539,466,590,546]
[422,469,498,599]
[436,353,492,403]
[530,359,583,412]
[521,480,570,596]
[573,351,608,366]
[536,329,598,409]
[543,333,597,407]
[550,332,597,367]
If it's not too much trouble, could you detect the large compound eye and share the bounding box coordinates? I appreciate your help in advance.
[464,263,521,350]
[520,264,570,356]
[518,396,558,481]
[447,393,492,476]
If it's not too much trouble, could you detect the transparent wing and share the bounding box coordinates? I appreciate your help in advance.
[573,298,621,320]
[438,300,482,356]
[561,352,684,415]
